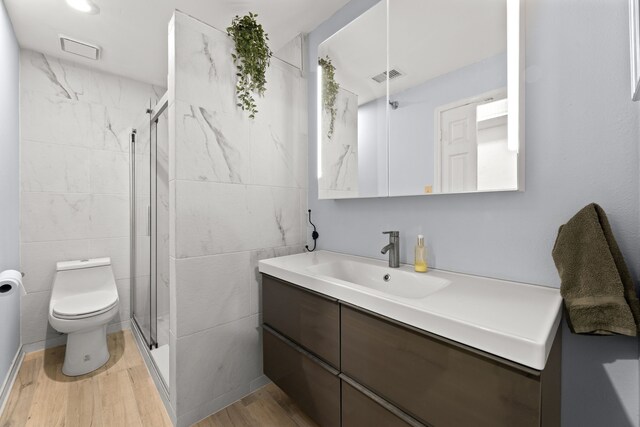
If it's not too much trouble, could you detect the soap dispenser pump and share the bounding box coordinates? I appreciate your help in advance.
[414,235,428,273]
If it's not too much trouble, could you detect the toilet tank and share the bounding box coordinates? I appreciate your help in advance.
[52,258,115,299]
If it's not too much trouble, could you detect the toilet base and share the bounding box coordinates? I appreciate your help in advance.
[62,325,110,376]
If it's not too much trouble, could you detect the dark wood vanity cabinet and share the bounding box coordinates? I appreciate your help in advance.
[262,274,340,368]
[261,274,561,427]
[341,304,561,427]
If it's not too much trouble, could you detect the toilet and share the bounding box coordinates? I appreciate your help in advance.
[48,257,119,376]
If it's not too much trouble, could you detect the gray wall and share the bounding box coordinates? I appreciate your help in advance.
[0,0,20,395]
[307,0,640,425]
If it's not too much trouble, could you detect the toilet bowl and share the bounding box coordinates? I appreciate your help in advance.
[48,257,119,376]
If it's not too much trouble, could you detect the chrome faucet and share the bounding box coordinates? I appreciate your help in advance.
[381,231,400,268]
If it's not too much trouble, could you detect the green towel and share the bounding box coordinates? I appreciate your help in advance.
[552,203,640,336]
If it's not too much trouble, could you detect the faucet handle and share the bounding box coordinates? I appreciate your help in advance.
[382,231,399,237]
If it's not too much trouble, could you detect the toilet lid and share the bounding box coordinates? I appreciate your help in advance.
[52,291,118,319]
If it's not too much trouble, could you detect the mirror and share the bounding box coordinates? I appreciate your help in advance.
[317,1,388,199]
[317,0,524,199]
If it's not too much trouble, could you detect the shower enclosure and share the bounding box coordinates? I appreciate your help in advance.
[130,93,170,389]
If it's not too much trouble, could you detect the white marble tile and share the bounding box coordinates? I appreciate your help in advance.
[21,290,60,345]
[249,248,276,315]
[299,188,309,247]
[21,141,91,193]
[250,62,307,189]
[247,186,301,248]
[20,49,155,110]
[273,34,303,70]
[174,14,238,114]
[88,237,130,280]
[175,100,250,183]
[319,87,359,195]
[175,180,249,258]
[90,150,129,194]
[100,106,138,153]
[175,251,251,337]
[89,194,129,239]
[175,314,261,414]
[170,257,177,338]
[20,50,89,102]
[21,193,91,242]
[111,278,131,325]
[20,240,89,293]
[21,91,104,147]
[175,182,302,258]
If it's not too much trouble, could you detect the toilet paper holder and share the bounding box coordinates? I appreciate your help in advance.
[0,270,25,296]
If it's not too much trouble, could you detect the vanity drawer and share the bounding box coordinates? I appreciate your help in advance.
[341,305,542,427]
[262,274,340,368]
[263,327,341,427]
[341,379,420,427]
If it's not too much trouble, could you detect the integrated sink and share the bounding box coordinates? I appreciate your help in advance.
[306,260,450,299]
[258,250,563,370]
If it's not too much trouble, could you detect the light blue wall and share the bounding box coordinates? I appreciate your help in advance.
[307,0,640,425]
[0,0,20,396]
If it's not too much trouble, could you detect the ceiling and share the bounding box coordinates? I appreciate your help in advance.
[4,0,351,87]
[319,0,507,105]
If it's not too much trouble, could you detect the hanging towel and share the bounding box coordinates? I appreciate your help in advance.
[552,203,640,336]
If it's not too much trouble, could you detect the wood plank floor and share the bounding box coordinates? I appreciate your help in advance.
[194,383,318,427]
[0,330,172,427]
[0,329,318,427]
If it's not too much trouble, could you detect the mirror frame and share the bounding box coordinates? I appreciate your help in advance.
[316,0,526,199]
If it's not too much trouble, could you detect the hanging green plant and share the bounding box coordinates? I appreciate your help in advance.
[227,12,273,119]
[318,55,340,139]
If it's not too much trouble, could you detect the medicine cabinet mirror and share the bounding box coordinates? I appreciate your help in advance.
[317,0,525,199]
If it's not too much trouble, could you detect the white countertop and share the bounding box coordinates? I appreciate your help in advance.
[258,250,562,371]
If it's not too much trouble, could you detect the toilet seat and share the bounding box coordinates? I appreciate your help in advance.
[52,290,118,320]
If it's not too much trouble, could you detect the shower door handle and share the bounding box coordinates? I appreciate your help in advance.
[147,205,151,236]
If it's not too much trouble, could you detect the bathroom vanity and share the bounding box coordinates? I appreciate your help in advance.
[259,251,562,427]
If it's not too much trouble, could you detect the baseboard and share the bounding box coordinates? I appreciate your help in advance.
[249,375,270,392]
[22,320,131,354]
[0,346,24,418]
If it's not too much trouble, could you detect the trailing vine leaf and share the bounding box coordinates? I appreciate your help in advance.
[318,56,340,139]
[227,12,273,119]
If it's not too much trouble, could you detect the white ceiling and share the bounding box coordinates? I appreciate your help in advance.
[4,0,351,87]
[320,0,507,105]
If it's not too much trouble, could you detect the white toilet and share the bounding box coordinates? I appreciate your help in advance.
[48,257,119,376]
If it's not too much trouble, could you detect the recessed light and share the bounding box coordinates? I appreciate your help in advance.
[66,0,100,15]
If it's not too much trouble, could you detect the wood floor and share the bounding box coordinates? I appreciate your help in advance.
[0,330,172,427]
[0,329,317,427]
[194,383,318,427]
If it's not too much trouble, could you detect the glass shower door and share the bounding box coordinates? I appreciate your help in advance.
[130,95,170,388]
[131,109,156,349]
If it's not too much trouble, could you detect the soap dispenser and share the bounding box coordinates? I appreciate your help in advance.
[414,235,428,273]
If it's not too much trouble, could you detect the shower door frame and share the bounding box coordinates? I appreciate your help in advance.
[130,93,169,352]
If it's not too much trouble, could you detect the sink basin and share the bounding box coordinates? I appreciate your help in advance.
[306,260,450,299]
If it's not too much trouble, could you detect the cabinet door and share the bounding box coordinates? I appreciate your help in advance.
[341,305,541,427]
[262,275,340,368]
[263,328,341,427]
[342,380,418,427]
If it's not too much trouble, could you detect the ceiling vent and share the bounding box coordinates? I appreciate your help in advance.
[60,36,101,60]
[371,68,403,83]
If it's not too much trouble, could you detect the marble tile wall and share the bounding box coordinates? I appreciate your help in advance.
[319,86,359,199]
[168,12,308,427]
[19,49,163,347]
